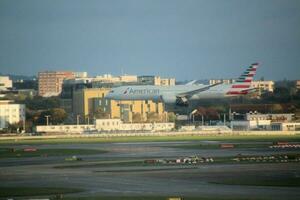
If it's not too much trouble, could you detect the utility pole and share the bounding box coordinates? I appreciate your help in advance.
[201,115,204,126]
[45,115,50,126]
[223,113,226,125]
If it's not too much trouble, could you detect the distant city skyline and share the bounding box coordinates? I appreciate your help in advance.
[0,0,299,81]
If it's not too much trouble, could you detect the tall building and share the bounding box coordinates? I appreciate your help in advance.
[0,100,25,130]
[137,76,175,86]
[0,76,13,91]
[38,71,75,97]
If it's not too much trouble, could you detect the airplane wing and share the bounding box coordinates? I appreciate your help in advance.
[185,80,198,85]
[177,82,222,98]
[242,88,257,93]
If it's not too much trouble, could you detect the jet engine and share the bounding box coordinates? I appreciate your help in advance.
[175,96,189,107]
[161,95,189,107]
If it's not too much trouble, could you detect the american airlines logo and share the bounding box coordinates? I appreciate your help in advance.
[124,87,160,95]
[123,87,130,94]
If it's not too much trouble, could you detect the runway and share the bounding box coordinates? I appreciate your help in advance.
[1,140,300,199]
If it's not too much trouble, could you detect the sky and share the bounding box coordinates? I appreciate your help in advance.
[0,0,299,81]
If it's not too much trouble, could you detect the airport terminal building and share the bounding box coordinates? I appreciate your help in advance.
[36,119,175,134]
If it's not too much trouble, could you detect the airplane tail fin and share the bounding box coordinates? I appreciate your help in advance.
[226,63,259,95]
[235,63,258,84]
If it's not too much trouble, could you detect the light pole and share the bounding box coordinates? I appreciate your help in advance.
[86,116,89,125]
[45,115,50,126]
[77,115,80,125]
[232,112,236,121]
[22,119,26,133]
[190,109,197,124]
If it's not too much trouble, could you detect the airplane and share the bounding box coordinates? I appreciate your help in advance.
[105,63,259,109]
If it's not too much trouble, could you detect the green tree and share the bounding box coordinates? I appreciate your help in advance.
[38,108,67,125]
[206,108,220,120]
[194,106,220,121]
[24,96,60,110]
[93,107,109,119]
[132,113,143,123]
[272,104,283,113]
[147,112,160,123]
[167,112,176,122]
[51,108,68,124]
[7,121,23,133]
[195,107,206,116]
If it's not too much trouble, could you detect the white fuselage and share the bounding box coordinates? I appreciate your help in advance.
[105,84,233,102]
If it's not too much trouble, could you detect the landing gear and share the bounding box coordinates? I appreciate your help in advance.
[176,96,189,107]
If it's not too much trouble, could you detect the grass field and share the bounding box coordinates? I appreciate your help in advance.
[211,176,300,187]
[170,143,271,149]
[0,134,300,145]
[63,196,267,200]
[0,148,107,158]
[0,187,83,197]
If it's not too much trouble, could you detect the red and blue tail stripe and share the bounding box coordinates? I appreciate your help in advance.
[226,63,259,95]
[235,63,258,83]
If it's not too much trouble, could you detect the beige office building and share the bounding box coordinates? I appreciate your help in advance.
[73,88,109,117]
[251,80,274,93]
[38,71,75,97]
[296,80,300,90]
[0,76,12,91]
[98,99,167,122]
[73,88,167,123]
